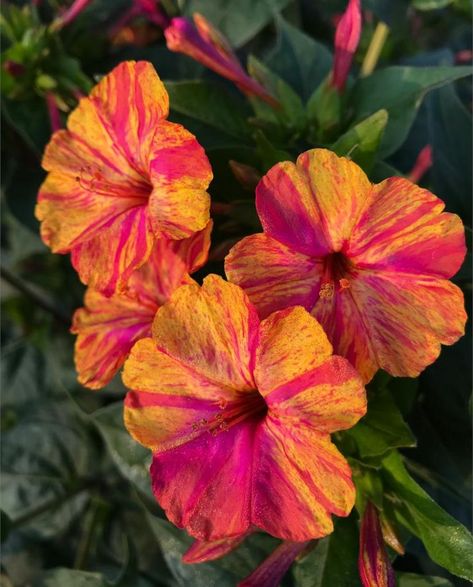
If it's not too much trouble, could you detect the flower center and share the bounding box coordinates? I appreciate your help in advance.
[192,391,267,436]
[319,252,354,300]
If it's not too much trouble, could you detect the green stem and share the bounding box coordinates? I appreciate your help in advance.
[360,22,390,77]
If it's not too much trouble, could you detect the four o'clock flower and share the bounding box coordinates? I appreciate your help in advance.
[331,0,362,92]
[165,14,277,106]
[225,148,467,383]
[71,223,212,390]
[358,502,395,587]
[123,275,366,542]
[36,61,212,296]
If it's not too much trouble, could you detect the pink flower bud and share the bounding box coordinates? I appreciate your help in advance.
[55,0,93,29]
[358,502,396,587]
[408,145,433,184]
[332,0,362,92]
[45,92,62,133]
[3,60,26,77]
[239,541,311,587]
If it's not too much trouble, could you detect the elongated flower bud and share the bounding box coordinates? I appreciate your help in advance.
[332,0,362,92]
[358,502,396,587]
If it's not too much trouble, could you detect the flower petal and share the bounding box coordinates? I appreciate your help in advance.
[253,423,355,541]
[123,338,239,452]
[148,120,212,239]
[71,204,155,295]
[256,161,331,256]
[348,177,466,278]
[225,234,323,319]
[151,276,259,390]
[150,421,253,540]
[264,355,366,433]
[72,288,155,389]
[345,270,467,377]
[183,532,250,564]
[296,149,372,252]
[254,306,333,396]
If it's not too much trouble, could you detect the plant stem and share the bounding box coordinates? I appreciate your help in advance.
[0,265,70,326]
[360,22,390,77]
[74,495,103,570]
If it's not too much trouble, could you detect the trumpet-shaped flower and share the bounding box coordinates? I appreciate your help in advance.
[165,14,277,106]
[123,275,366,542]
[36,61,212,295]
[225,149,466,383]
[71,223,211,389]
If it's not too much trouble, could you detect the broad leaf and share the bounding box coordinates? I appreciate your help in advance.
[352,66,472,157]
[165,80,251,143]
[412,0,453,10]
[397,572,453,586]
[92,402,152,498]
[382,451,473,581]
[293,516,360,586]
[346,387,416,459]
[33,568,110,587]
[331,109,388,171]
[266,18,333,102]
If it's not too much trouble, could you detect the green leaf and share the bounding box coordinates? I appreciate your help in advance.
[266,18,333,102]
[412,0,453,10]
[428,83,472,220]
[382,451,473,580]
[1,510,12,543]
[346,387,416,459]
[165,80,251,143]
[352,66,472,157]
[397,573,453,586]
[253,129,293,171]
[182,0,291,47]
[293,515,360,586]
[331,109,388,171]
[33,568,110,587]
[91,402,152,498]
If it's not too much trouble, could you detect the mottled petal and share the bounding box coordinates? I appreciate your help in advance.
[123,338,239,452]
[183,532,250,564]
[348,177,466,278]
[225,234,323,318]
[344,270,467,378]
[148,120,212,239]
[71,204,154,295]
[264,356,366,433]
[169,219,213,274]
[254,306,333,396]
[256,161,331,256]
[296,149,372,252]
[150,421,253,540]
[151,276,259,390]
[253,423,355,541]
[72,288,155,389]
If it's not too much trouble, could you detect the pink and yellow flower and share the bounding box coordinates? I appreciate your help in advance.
[123,275,366,542]
[36,61,212,296]
[165,14,277,106]
[71,223,211,390]
[225,148,466,383]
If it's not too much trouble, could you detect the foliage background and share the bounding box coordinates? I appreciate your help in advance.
[1,0,472,585]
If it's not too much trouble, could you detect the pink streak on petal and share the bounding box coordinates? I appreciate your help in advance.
[239,540,310,587]
[332,0,362,91]
[183,532,250,563]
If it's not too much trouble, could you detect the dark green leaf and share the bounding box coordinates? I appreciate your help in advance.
[346,387,416,459]
[352,66,472,157]
[254,129,293,171]
[33,568,110,587]
[266,18,333,102]
[293,515,360,586]
[165,80,251,143]
[331,109,388,171]
[397,573,453,586]
[382,451,473,580]
[92,403,152,498]
[182,0,291,47]
[412,0,453,10]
